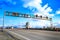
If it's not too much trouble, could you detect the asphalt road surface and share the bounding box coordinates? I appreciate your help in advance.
[0,29,14,40]
[7,29,60,40]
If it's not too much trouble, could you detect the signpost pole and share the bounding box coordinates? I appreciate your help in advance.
[2,11,5,32]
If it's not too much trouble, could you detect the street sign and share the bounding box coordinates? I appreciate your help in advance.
[12,12,19,17]
[4,11,52,20]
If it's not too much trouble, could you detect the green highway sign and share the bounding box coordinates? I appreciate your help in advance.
[4,11,52,20]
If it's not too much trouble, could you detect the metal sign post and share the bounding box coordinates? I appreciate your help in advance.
[2,11,5,32]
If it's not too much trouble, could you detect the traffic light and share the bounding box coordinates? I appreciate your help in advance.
[35,15,38,18]
[12,12,19,17]
[24,14,28,18]
[40,16,42,19]
[46,16,48,19]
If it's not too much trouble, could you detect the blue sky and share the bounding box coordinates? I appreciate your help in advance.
[0,0,60,28]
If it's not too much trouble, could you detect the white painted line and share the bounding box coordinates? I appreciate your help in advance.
[8,31,31,40]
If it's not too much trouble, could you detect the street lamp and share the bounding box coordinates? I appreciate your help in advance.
[46,16,48,19]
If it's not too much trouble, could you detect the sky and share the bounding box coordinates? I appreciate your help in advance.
[0,0,60,28]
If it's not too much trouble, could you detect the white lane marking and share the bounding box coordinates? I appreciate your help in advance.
[8,30,31,40]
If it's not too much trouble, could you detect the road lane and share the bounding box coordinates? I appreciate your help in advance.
[7,29,60,40]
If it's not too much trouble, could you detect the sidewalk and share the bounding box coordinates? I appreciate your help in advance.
[0,29,14,40]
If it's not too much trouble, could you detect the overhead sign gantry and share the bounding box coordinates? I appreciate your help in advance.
[4,11,52,21]
[3,11,52,29]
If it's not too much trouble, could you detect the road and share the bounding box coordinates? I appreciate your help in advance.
[0,29,14,40]
[6,29,60,40]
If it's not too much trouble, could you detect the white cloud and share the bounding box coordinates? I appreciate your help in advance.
[53,21,60,26]
[53,23,57,26]
[58,21,60,24]
[23,0,54,17]
[56,10,60,14]
[22,0,55,28]
[29,20,50,28]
